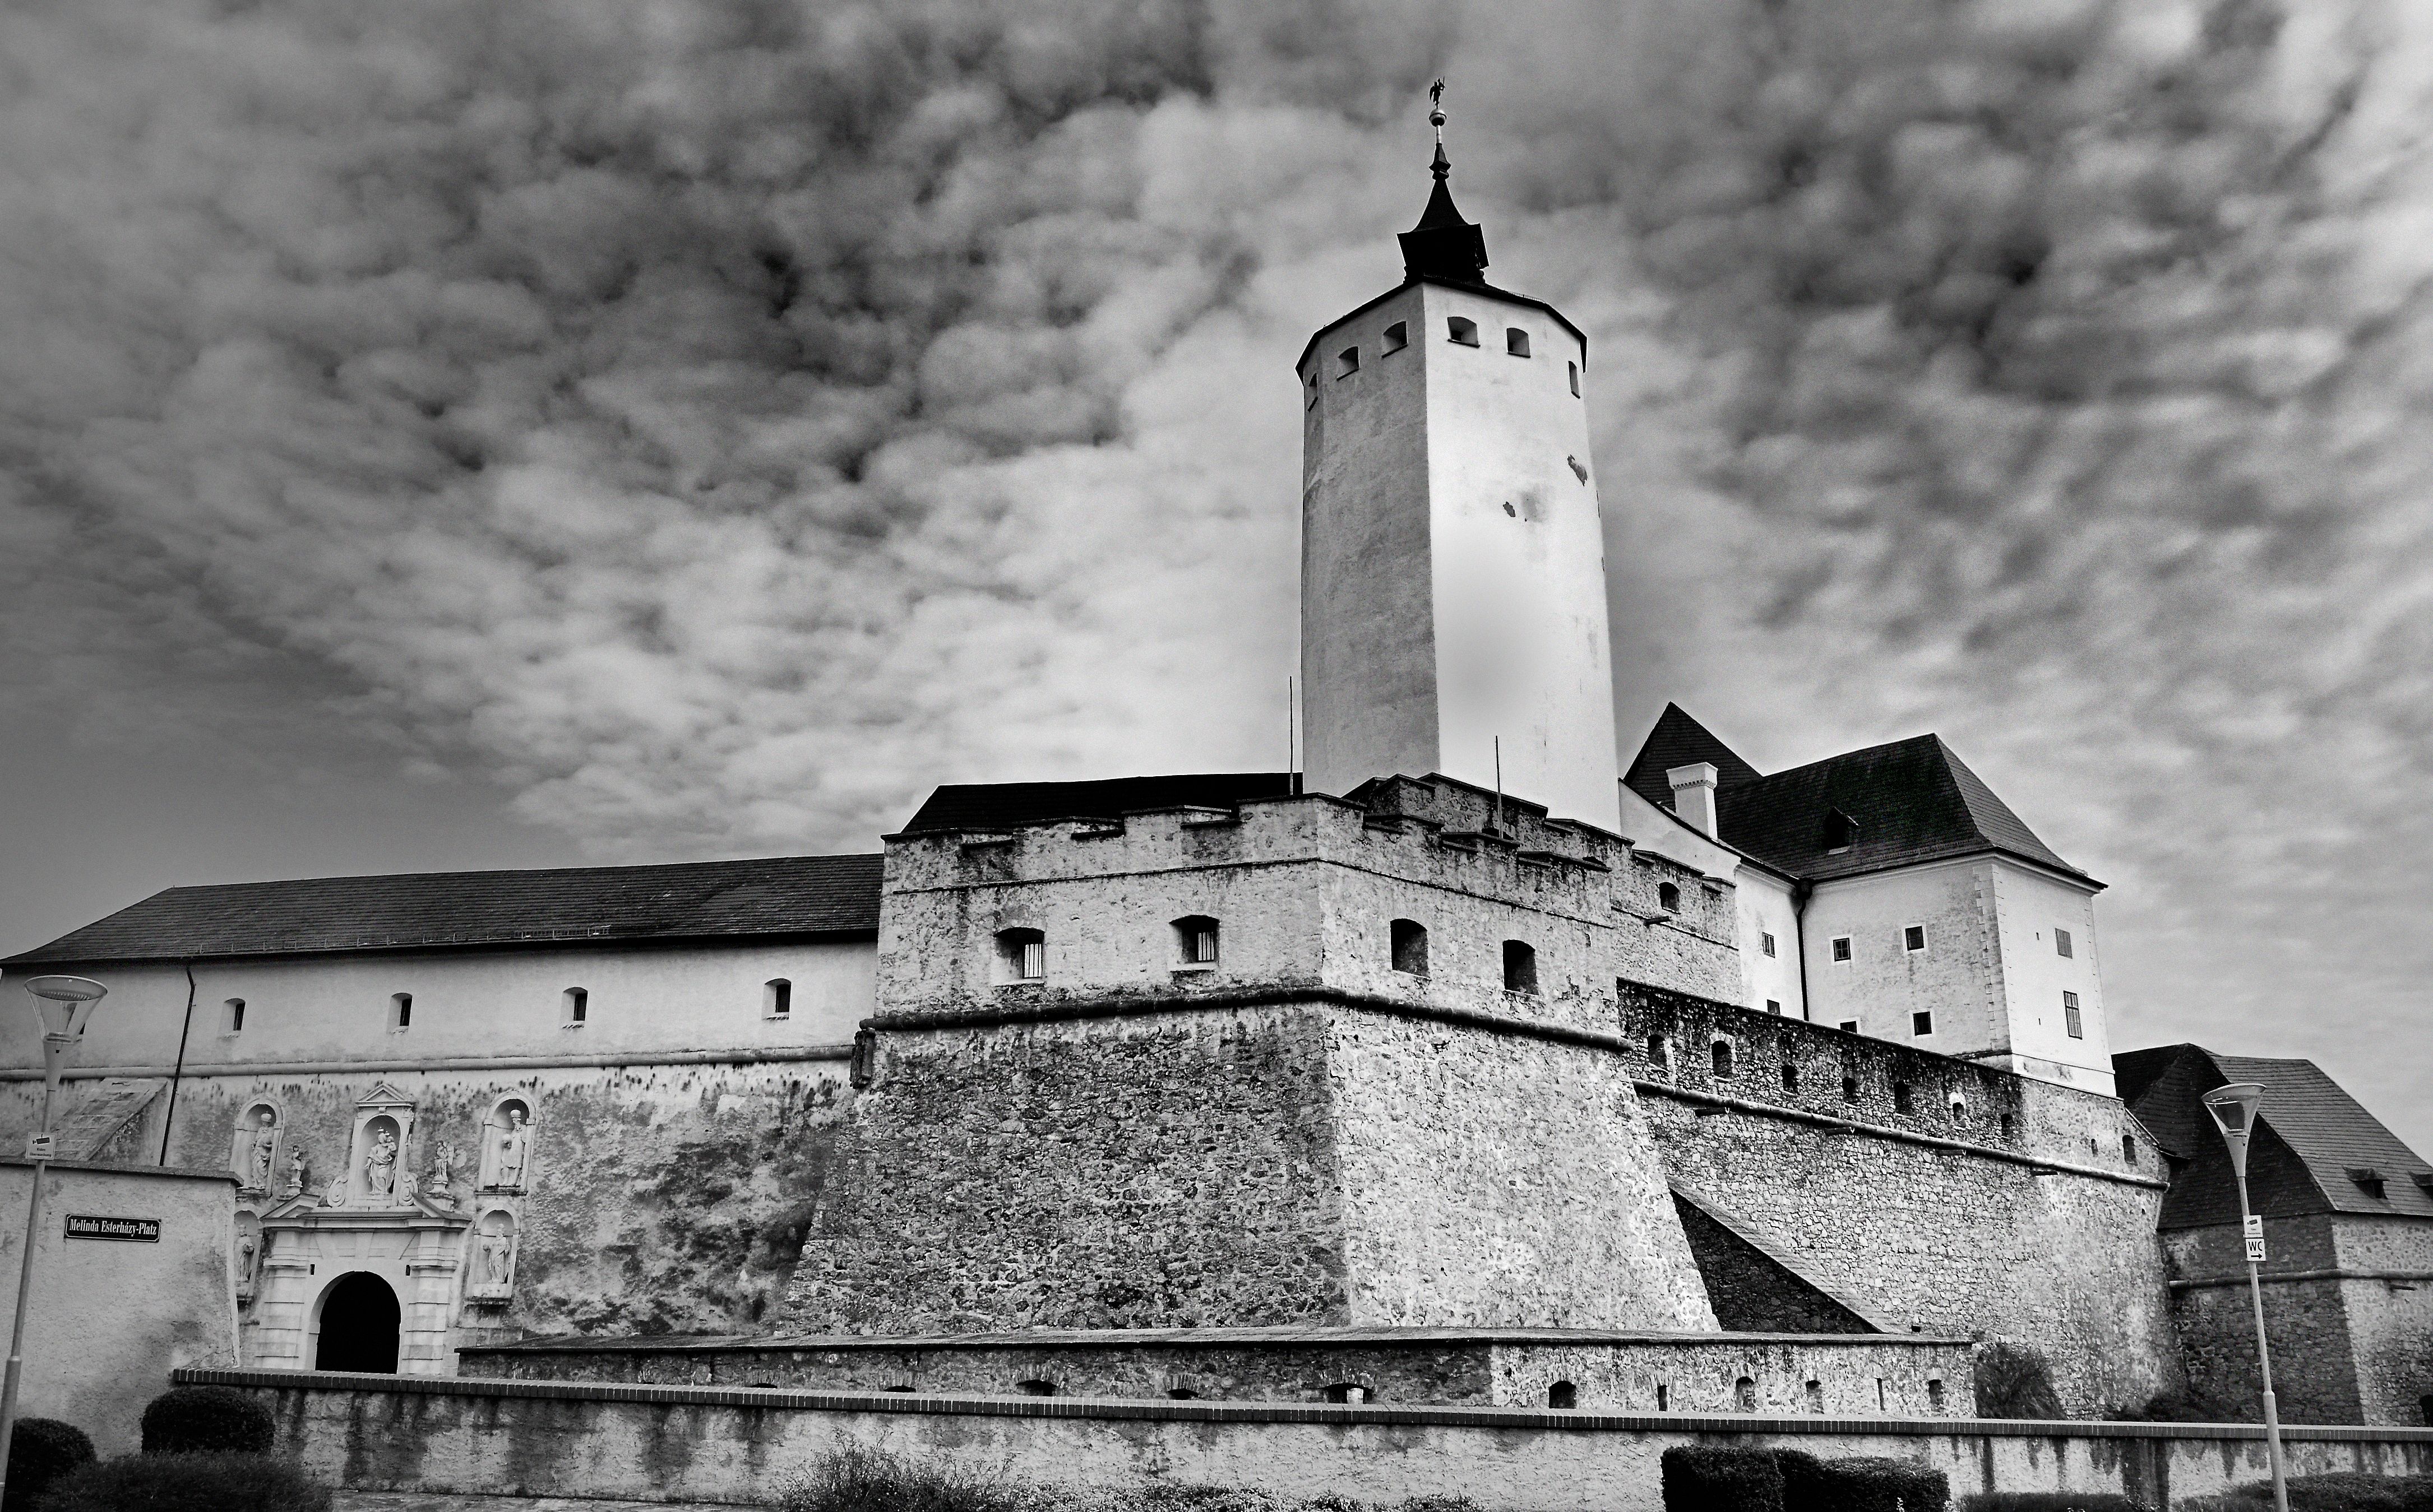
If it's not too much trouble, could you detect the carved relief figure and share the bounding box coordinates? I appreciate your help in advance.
[365,1129,399,1202]
[240,1109,277,1191]
[492,1107,530,1190]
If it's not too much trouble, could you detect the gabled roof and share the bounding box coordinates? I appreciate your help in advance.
[1620,707,2092,886]
[1621,703,1764,811]
[0,854,882,968]
[897,772,1297,837]
[2116,1043,2433,1227]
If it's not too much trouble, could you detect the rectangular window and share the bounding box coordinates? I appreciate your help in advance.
[1766,999,1782,1015]
[1831,936,1852,963]
[223,998,246,1035]
[563,987,589,1025]
[2063,990,2083,1038]
[1838,1020,1860,1034]
[1904,925,1927,952]
[1912,1010,1934,1037]
[389,992,412,1031]
[1761,931,1777,958]
[2055,928,2074,958]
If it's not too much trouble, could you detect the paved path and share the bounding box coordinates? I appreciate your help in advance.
[337,1494,747,1511]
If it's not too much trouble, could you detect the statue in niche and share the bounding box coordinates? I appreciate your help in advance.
[234,1228,259,1292]
[365,1129,399,1203]
[491,1107,530,1191]
[282,1146,307,1200]
[239,1109,277,1192]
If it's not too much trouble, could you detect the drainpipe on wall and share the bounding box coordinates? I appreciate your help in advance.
[158,961,197,1165]
[1791,880,1814,1023]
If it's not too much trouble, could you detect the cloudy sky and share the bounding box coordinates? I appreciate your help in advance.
[4,0,2429,1147]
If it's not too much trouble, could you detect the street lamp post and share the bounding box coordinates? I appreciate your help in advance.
[0,975,106,1508]
[2202,1081,2291,1512]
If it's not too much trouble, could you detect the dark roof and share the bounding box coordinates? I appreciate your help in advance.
[1,854,882,967]
[898,773,1297,837]
[1398,142,1490,285]
[1294,275,1588,373]
[2117,1044,2433,1227]
[1621,703,1764,810]
[1620,707,2090,885]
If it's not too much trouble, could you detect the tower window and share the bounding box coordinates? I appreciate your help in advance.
[1306,373,1317,410]
[1927,1379,1946,1411]
[1568,360,1580,396]
[1381,321,1408,354]
[997,928,1047,984]
[1736,1377,1757,1412]
[1893,1082,1915,1115]
[1657,882,1680,912]
[1647,1033,1672,1072]
[1390,919,1429,977]
[1174,916,1220,966]
[1781,1063,1800,1093]
[2063,990,2083,1038]
[389,992,412,1031]
[1912,1010,1934,1037]
[1904,925,1927,953]
[1502,940,1539,996]
[2055,928,2074,958]
[1838,1019,1859,1034]
[764,979,791,1018]
[563,987,589,1025]
[1761,931,1777,957]
[1950,1094,1968,1124]
[1548,1381,1577,1409]
[223,998,246,1035]
[1711,1040,1735,1079]
[2123,1135,2139,1164]
[1336,346,1359,378]
[1447,317,1479,346]
[2001,1113,2017,1140]
[1840,1073,1860,1103]
[1505,327,1530,357]
[1831,936,1852,963]
[1765,999,1782,1015]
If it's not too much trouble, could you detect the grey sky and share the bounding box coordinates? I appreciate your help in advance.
[4,0,2428,1151]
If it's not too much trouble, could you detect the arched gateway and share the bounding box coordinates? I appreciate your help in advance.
[313,1272,401,1374]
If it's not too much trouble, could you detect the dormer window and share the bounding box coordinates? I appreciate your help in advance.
[1447,317,1479,347]
[2349,1167,2388,1199]
[1821,808,1859,852]
[1381,321,1408,354]
[1505,327,1530,358]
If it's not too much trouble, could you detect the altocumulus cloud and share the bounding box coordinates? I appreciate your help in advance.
[3,0,2431,1139]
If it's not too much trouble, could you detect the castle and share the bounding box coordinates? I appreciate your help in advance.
[6,118,2429,1430]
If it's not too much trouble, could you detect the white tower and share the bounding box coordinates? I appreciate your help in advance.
[1297,102,1621,831]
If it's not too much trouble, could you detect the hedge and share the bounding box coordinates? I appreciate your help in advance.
[2,1417,95,1512]
[38,1451,330,1512]
[1661,1445,1785,1512]
[138,1386,274,1456]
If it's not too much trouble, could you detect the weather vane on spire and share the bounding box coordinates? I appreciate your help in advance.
[1429,78,1447,141]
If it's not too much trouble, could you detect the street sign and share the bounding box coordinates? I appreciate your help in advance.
[22,1133,54,1161]
[2242,1215,2264,1240]
[64,1214,159,1243]
[2245,1236,2268,1263]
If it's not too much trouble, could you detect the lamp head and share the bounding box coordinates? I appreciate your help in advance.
[2203,1082,2265,1147]
[25,975,107,1041]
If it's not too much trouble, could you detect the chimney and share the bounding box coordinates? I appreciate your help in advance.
[1666,763,1719,839]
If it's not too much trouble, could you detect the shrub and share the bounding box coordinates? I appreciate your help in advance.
[1779,1452,1949,1511]
[4,1418,94,1512]
[1962,1495,2147,1511]
[138,1386,273,1456]
[38,1451,330,1512]
[2180,1473,2433,1511]
[1663,1445,1786,1512]
[774,1447,1023,1512]
[1974,1343,2067,1420]
[2105,1392,2204,1423]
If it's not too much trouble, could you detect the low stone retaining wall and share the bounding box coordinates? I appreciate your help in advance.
[462,1325,1972,1416]
[184,1367,2433,1511]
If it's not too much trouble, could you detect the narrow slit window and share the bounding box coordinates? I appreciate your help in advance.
[764,979,791,1018]
[1447,316,1479,346]
[1505,327,1530,357]
[1761,931,1777,957]
[1390,919,1429,977]
[1780,1063,1800,1093]
[389,992,412,1031]
[2123,1135,2139,1163]
[1502,939,1539,996]
[2055,927,2074,958]
[223,998,246,1035]
[1336,346,1359,379]
[2063,990,2083,1038]
[563,987,589,1025]
[1381,321,1408,354]
[1893,1082,1915,1115]
[1568,360,1581,397]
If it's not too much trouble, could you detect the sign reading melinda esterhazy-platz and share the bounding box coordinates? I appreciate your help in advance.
[64,1214,161,1242]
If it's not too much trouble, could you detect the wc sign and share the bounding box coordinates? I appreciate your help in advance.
[65,1214,160,1243]
[2243,1214,2267,1263]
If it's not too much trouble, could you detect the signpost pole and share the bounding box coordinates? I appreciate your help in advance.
[0,977,105,1509]
[2204,1082,2291,1512]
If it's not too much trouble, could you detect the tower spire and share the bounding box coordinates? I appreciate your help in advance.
[1399,80,1488,285]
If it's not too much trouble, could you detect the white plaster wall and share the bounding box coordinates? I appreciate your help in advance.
[1987,859,2112,1087]
[0,1163,238,1453]
[0,940,874,1073]
[1802,859,2003,1054]
[1616,786,1803,1021]
[1298,281,1619,832]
